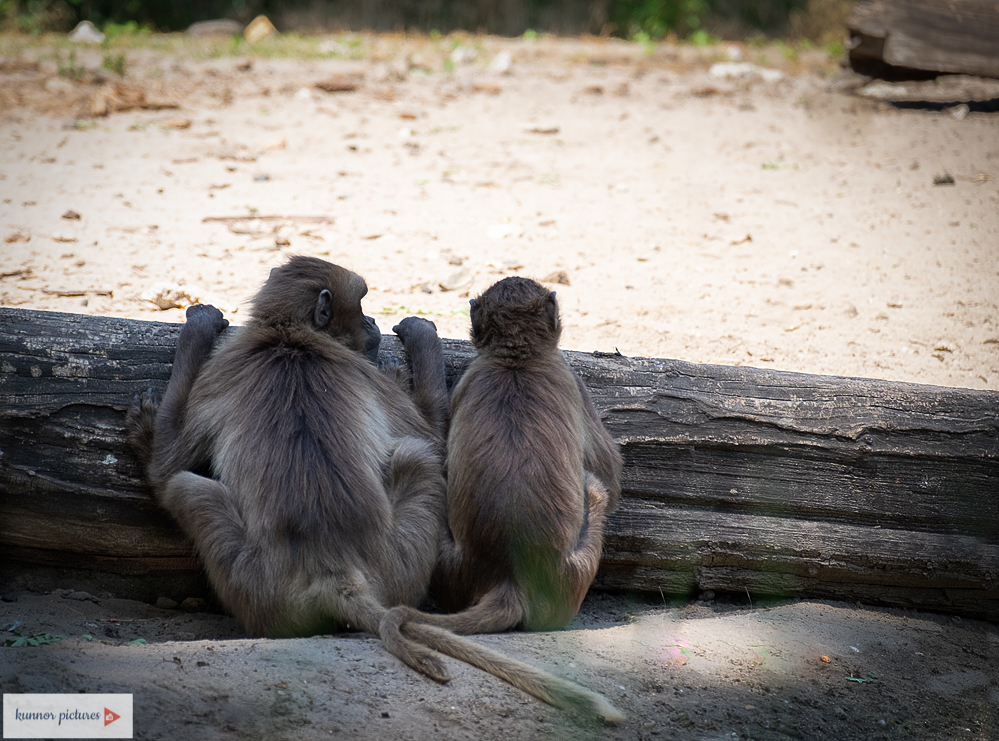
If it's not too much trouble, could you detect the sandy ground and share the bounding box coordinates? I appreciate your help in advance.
[2,33,999,741]
[1,34,997,390]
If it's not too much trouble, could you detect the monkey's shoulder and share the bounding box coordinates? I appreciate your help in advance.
[459,352,578,389]
[188,324,424,437]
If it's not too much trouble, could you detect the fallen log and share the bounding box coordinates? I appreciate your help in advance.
[848,0,999,81]
[1,308,997,619]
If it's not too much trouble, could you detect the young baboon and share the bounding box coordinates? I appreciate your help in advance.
[383,276,624,720]
[128,258,622,721]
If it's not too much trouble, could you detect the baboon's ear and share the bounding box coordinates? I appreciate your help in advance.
[546,291,559,332]
[314,289,333,328]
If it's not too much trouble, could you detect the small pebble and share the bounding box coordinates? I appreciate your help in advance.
[180,597,207,612]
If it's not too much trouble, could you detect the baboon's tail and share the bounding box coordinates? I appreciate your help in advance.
[403,620,624,723]
[379,590,625,724]
[326,582,452,685]
[393,581,525,635]
[124,390,158,472]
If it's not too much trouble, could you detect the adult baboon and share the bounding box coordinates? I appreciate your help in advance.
[127,256,450,679]
[128,258,621,721]
[383,276,623,718]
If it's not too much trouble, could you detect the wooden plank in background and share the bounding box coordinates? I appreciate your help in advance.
[848,0,999,80]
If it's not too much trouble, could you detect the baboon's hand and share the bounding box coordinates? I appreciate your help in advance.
[363,314,382,364]
[185,303,229,336]
[393,316,439,348]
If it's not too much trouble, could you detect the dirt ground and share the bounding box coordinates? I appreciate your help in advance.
[2,590,998,740]
[1,32,998,740]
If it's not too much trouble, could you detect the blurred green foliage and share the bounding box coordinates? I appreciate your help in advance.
[0,0,848,40]
[611,0,710,39]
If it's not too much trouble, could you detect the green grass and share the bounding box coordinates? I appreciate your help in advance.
[56,48,84,79]
[101,51,126,75]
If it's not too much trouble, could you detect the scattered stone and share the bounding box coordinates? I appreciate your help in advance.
[155,597,178,610]
[62,210,81,220]
[64,590,99,603]
[450,47,476,65]
[187,19,244,37]
[244,14,278,44]
[857,81,908,101]
[709,62,783,83]
[162,117,192,130]
[948,103,970,120]
[315,76,361,94]
[541,270,570,286]
[439,269,473,292]
[179,597,207,613]
[69,20,105,44]
[933,174,955,186]
[4,231,29,243]
[488,50,513,75]
[1,593,18,603]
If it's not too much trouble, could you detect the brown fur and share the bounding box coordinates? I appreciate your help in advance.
[126,256,451,681]
[383,276,624,722]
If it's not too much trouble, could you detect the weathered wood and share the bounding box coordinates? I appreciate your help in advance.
[1,308,997,618]
[848,0,999,81]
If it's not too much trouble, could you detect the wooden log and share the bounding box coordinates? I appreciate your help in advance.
[1,308,997,619]
[848,0,999,81]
